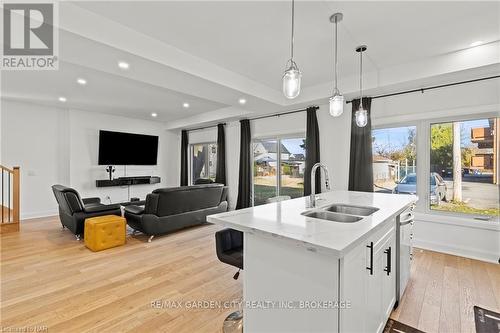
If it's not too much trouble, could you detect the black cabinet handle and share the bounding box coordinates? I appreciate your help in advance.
[366,242,374,275]
[384,246,392,276]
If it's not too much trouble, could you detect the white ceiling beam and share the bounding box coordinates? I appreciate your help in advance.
[57,3,285,105]
[165,106,254,130]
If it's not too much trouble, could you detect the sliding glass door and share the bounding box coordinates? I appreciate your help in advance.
[191,143,217,184]
[280,138,306,199]
[253,139,278,205]
[252,136,306,206]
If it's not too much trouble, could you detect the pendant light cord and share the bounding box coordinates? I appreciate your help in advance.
[334,19,338,89]
[359,49,363,109]
[290,0,295,60]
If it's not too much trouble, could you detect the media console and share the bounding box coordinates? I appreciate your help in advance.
[96,176,161,188]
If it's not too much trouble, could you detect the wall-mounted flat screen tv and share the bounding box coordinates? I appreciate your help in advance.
[98,130,158,165]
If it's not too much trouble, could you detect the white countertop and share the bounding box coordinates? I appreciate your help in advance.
[207,190,417,256]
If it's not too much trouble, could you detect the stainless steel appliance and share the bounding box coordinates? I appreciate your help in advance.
[395,204,414,307]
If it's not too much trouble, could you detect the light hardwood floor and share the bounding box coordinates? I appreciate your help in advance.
[1,216,499,333]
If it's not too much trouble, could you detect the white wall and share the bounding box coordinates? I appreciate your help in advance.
[2,102,68,218]
[1,100,171,219]
[164,129,181,187]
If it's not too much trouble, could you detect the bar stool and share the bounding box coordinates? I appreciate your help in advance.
[215,228,243,333]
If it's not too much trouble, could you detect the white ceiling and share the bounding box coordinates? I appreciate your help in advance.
[2,60,228,121]
[74,1,500,88]
[1,1,499,126]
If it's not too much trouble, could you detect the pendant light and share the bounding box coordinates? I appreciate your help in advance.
[282,0,301,99]
[355,45,368,127]
[329,13,344,117]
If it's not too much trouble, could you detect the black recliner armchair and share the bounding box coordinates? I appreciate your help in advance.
[52,185,121,240]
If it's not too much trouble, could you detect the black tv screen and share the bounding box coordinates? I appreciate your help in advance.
[98,130,158,165]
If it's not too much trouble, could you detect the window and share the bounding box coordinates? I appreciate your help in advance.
[191,143,217,184]
[252,136,306,206]
[372,126,417,194]
[429,118,499,217]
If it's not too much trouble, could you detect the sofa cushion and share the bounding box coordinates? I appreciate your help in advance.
[144,193,159,214]
[124,205,145,215]
[152,184,225,217]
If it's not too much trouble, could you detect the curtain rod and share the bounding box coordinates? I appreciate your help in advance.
[184,105,319,131]
[249,105,319,121]
[346,75,500,104]
[186,122,226,132]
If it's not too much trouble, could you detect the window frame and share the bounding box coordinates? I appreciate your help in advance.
[371,123,418,193]
[251,132,306,206]
[189,141,217,185]
[373,111,500,228]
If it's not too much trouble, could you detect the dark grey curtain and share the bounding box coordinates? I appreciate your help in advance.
[303,107,321,196]
[180,130,188,186]
[215,123,227,185]
[236,119,251,209]
[349,97,373,192]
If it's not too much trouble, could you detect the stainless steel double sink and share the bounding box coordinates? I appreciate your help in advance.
[301,204,379,223]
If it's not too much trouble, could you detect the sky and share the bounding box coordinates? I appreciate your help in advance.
[372,126,415,151]
[281,138,305,154]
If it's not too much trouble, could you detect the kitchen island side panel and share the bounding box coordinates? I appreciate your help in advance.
[243,232,340,333]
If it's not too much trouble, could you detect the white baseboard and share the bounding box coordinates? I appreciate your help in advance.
[21,210,58,220]
[413,239,499,264]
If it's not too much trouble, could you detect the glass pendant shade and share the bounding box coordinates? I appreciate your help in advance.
[282,65,302,99]
[355,44,368,127]
[329,89,344,117]
[355,107,368,127]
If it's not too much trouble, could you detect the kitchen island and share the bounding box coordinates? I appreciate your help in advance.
[208,190,417,333]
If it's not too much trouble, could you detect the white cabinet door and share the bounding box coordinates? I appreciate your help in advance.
[366,241,385,333]
[340,222,396,333]
[381,233,396,320]
[340,242,367,333]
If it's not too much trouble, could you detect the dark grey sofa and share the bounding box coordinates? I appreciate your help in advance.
[124,184,228,242]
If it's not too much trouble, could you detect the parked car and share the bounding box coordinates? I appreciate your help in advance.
[393,172,447,204]
[440,168,466,178]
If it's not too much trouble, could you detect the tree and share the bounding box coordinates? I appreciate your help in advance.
[372,128,416,164]
[430,123,452,173]
[461,147,473,168]
[402,127,417,163]
[452,122,462,202]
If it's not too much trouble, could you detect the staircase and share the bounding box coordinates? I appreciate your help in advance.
[1,165,20,233]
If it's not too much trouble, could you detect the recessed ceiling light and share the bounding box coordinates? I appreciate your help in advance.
[151,112,158,117]
[238,98,246,105]
[118,61,130,70]
[77,78,87,85]
[470,41,483,47]
[58,97,67,102]
[182,102,190,108]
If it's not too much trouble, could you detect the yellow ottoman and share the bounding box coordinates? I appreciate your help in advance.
[84,215,126,251]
